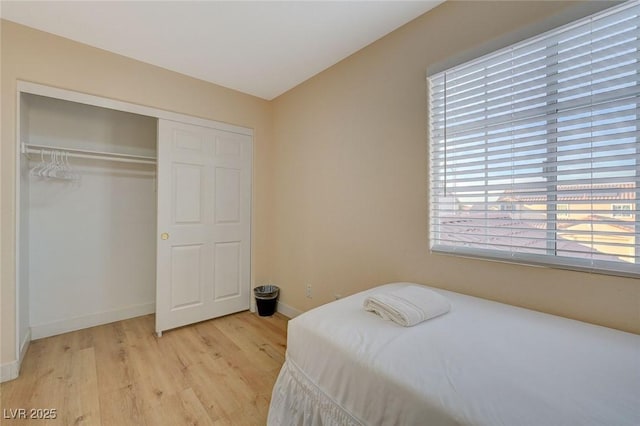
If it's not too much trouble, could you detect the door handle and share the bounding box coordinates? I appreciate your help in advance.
[161,232,169,240]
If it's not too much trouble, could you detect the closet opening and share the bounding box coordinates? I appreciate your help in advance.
[18,92,158,340]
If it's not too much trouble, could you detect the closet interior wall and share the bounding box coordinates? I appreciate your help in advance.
[20,93,158,339]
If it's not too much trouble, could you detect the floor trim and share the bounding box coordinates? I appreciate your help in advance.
[30,302,155,339]
[0,360,18,383]
[19,327,31,366]
[277,301,303,318]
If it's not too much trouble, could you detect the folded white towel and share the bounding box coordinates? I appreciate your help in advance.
[363,284,451,327]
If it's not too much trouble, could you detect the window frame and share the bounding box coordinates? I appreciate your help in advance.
[427,1,640,278]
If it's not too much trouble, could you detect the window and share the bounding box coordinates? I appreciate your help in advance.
[428,1,639,276]
[557,204,570,219]
[500,203,515,212]
[612,203,633,217]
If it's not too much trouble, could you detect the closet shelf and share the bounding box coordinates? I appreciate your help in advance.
[22,142,157,165]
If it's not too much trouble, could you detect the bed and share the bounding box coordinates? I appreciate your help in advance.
[267,282,640,425]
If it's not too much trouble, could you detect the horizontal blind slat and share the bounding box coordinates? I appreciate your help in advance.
[443,4,640,83]
[444,62,640,119]
[444,83,640,129]
[445,28,640,95]
[435,51,640,110]
[431,97,637,141]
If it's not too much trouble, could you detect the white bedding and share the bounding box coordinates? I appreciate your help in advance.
[268,283,640,425]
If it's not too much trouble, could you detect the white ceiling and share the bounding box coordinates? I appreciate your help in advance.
[1,1,444,100]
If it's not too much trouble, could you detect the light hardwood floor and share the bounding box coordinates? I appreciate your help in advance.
[0,311,288,425]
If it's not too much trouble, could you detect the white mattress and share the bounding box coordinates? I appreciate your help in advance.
[268,283,640,425]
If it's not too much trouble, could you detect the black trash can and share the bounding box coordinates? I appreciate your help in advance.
[254,285,279,316]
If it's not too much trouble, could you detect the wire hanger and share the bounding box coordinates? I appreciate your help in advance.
[29,148,80,181]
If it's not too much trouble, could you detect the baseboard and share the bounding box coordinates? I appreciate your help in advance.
[277,301,303,318]
[19,327,31,367]
[0,360,19,383]
[31,302,155,339]
[0,327,32,383]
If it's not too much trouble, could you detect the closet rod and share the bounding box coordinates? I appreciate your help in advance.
[22,143,157,165]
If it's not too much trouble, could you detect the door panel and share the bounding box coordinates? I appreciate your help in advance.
[214,241,241,300]
[174,128,204,151]
[215,136,242,157]
[170,244,204,309]
[156,119,252,335]
[173,164,204,224]
[215,167,241,223]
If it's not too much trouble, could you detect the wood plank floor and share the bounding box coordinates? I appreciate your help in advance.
[0,311,288,425]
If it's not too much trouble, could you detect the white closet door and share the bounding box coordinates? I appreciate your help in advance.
[156,119,252,335]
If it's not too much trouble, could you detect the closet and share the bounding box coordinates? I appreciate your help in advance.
[16,82,252,349]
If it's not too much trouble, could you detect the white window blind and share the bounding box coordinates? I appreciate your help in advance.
[428,1,640,277]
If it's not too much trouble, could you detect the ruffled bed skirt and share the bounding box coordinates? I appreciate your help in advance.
[267,358,362,426]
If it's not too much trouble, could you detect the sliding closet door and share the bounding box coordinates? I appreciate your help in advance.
[156,119,252,335]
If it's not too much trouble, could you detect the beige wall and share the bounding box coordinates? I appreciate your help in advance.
[271,1,640,333]
[3,0,639,369]
[0,20,273,363]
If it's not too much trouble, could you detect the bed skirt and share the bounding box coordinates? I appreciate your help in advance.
[267,358,362,426]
